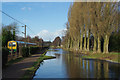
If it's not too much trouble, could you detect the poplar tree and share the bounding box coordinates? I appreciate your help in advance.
[77,3,84,51]
[102,2,118,53]
[62,2,119,54]
[89,2,98,53]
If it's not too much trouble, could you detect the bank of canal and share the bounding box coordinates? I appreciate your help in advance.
[33,48,120,79]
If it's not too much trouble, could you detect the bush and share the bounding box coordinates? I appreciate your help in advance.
[2,47,9,67]
[21,47,29,57]
[109,31,120,52]
[30,47,41,54]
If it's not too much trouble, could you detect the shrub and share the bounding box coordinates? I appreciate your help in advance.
[21,47,29,57]
[2,47,9,67]
[30,47,41,54]
[109,32,120,52]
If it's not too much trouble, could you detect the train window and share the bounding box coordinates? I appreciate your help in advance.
[9,42,16,46]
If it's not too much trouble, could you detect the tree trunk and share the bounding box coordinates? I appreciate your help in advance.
[84,33,87,51]
[93,38,97,53]
[103,37,106,53]
[87,30,90,51]
[73,39,76,50]
[70,39,73,49]
[97,35,101,53]
[80,33,83,51]
[78,39,80,49]
[103,35,109,53]
[75,39,78,51]
[68,39,70,49]
[106,35,109,53]
[70,38,72,49]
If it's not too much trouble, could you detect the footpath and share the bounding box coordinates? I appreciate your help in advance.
[2,53,41,79]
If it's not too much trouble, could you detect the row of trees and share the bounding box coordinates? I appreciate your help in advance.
[18,35,44,46]
[2,23,61,47]
[62,2,120,53]
[52,36,61,47]
[2,23,44,47]
[2,23,18,47]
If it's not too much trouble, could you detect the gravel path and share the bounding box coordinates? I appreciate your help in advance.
[2,54,41,79]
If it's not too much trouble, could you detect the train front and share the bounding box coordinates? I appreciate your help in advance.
[7,41,17,53]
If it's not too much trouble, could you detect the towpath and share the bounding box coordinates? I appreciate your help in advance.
[2,53,41,79]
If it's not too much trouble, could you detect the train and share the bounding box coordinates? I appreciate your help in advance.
[7,40,37,52]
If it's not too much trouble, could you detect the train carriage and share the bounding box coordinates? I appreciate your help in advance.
[7,40,37,53]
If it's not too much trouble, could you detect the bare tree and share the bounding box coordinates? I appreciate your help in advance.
[102,2,118,53]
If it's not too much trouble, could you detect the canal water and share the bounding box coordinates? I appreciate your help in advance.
[33,48,120,79]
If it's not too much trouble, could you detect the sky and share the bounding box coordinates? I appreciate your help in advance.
[2,0,119,2]
[2,2,71,41]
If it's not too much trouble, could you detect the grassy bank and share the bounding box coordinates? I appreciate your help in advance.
[62,48,120,63]
[82,52,120,63]
[50,46,62,49]
[21,51,56,80]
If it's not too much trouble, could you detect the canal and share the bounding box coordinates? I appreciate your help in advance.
[33,48,120,79]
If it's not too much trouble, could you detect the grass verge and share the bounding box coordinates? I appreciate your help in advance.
[82,52,120,63]
[20,51,56,80]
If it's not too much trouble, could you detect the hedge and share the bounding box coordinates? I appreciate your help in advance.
[21,47,29,57]
[30,47,40,54]
[30,46,49,54]
[2,47,9,67]
[21,46,49,57]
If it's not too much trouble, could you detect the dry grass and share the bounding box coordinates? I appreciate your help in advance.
[82,52,120,63]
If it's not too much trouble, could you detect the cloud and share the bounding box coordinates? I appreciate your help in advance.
[28,7,32,10]
[21,7,26,10]
[21,7,32,11]
[34,29,66,41]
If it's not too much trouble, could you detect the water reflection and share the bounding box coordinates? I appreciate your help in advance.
[63,51,120,78]
[33,48,120,79]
